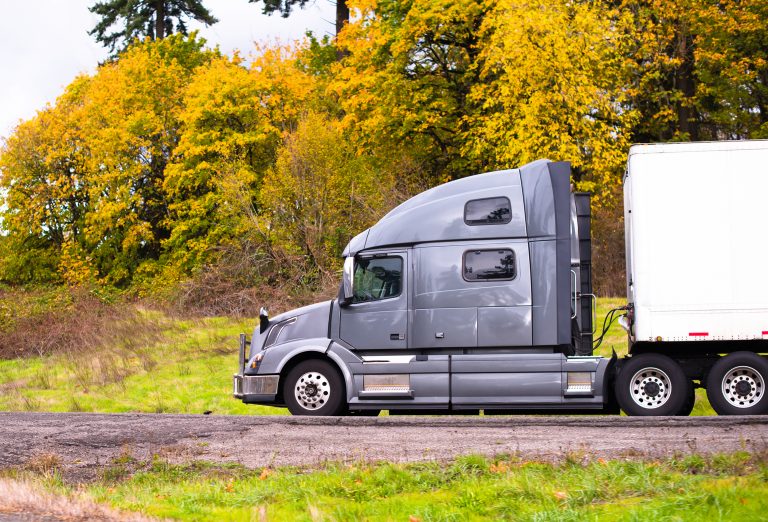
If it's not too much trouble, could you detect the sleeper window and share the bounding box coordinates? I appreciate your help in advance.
[352,257,403,303]
[463,249,516,281]
[464,197,511,225]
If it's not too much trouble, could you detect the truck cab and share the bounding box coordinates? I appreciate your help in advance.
[234,159,609,415]
[234,142,768,417]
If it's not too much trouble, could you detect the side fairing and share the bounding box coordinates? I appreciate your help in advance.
[520,160,573,348]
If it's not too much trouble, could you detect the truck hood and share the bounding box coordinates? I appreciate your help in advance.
[269,300,332,324]
[253,300,333,350]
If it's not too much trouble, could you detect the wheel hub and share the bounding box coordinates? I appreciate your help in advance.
[722,366,763,408]
[630,367,672,409]
[294,372,331,411]
[734,380,752,396]
[644,381,660,397]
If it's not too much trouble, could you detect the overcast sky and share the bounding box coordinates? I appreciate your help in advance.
[0,0,335,140]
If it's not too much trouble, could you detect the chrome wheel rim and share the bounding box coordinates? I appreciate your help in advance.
[630,367,672,409]
[721,366,764,409]
[294,371,331,411]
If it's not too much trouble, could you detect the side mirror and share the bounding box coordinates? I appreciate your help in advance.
[259,307,269,333]
[339,256,355,307]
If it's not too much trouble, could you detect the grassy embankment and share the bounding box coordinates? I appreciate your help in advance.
[0,292,715,415]
[4,452,766,521]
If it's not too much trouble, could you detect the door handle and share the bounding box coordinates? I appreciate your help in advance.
[570,270,577,319]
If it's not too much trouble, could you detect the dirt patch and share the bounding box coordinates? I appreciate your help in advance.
[0,413,766,484]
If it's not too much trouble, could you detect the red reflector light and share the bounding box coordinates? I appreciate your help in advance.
[689,332,708,337]
[763,331,768,335]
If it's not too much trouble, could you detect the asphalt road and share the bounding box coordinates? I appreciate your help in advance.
[0,413,766,482]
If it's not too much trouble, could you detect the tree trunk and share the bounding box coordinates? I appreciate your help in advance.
[155,0,166,39]
[335,0,349,36]
[335,0,350,60]
[675,30,699,140]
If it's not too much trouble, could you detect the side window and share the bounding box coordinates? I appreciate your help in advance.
[463,249,516,281]
[464,197,511,225]
[353,256,403,303]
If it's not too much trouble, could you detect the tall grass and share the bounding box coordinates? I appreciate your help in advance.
[0,477,156,521]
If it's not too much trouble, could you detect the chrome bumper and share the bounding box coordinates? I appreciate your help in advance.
[233,374,280,399]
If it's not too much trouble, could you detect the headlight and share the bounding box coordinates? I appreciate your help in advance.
[249,352,264,370]
[263,317,297,349]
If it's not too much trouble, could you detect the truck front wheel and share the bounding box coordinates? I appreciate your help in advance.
[706,352,768,415]
[615,354,691,416]
[284,360,347,416]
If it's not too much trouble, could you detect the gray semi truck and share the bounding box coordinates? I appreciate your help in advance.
[233,141,768,416]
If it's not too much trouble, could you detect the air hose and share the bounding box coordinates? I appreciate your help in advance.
[592,305,630,351]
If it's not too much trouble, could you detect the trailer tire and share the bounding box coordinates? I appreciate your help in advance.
[706,352,768,416]
[615,354,691,416]
[284,359,347,416]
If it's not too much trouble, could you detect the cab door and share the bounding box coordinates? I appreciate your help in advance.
[339,251,408,350]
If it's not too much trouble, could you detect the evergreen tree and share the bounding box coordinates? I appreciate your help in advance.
[89,0,218,55]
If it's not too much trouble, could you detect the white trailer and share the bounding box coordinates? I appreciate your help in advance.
[625,140,768,344]
[621,140,768,415]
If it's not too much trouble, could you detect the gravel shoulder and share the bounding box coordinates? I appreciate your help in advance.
[1,413,766,482]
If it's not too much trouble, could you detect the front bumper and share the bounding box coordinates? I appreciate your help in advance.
[233,374,280,403]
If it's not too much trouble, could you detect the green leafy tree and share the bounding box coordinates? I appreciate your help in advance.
[694,0,768,138]
[89,0,218,55]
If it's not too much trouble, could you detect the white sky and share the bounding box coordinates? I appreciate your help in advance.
[0,0,336,140]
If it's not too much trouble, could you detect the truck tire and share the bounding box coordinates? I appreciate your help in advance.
[677,386,696,417]
[706,352,768,416]
[284,359,347,416]
[615,354,691,416]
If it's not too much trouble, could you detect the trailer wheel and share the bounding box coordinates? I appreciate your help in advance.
[706,352,768,416]
[284,359,347,416]
[615,354,690,416]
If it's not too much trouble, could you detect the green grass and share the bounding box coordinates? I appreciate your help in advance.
[41,452,761,521]
[594,297,630,358]
[0,298,716,416]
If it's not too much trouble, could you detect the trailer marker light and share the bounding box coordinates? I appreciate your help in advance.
[689,332,708,337]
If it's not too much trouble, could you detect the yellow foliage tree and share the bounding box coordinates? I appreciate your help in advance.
[0,76,92,283]
[259,112,395,280]
[466,0,636,199]
[77,34,216,284]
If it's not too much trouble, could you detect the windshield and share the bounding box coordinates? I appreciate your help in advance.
[353,256,402,303]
